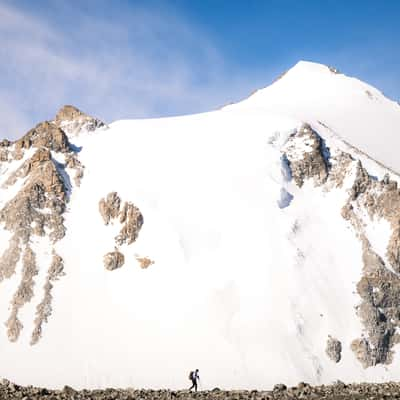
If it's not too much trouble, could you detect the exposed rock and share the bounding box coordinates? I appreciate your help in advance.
[0,150,67,244]
[55,105,87,122]
[5,247,38,342]
[326,151,354,189]
[65,154,85,186]
[273,384,287,392]
[104,250,125,271]
[341,160,400,273]
[325,335,342,363]
[283,123,400,368]
[328,65,340,74]
[73,167,84,187]
[0,107,93,344]
[283,124,328,187]
[116,202,143,245]
[99,192,121,225]
[31,253,65,345]
[54,105,105,135]
[2,148,51,189]
[349,161,370,200]
[4,379,400,400]
[0,139,10,162]
[100,194,144,272]
[136,256,154,269]
[0,235,21,281]
[14,121,70,153]
[5,309,22,343]
[347,238,400,368]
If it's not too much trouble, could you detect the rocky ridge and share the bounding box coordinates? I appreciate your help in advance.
[0,105,103,344]
[282,123,400,368]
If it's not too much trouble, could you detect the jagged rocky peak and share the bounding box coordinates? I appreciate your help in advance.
[55,105,87,122]
[0,105,105,159]
[0,105,94,345]
[53,104,106,135]
[14,121,70,156]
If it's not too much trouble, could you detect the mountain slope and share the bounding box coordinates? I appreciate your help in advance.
[226,61,400,174]
[1,62,400,389]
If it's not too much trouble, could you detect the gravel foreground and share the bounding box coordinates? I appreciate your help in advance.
[2,380,400,400]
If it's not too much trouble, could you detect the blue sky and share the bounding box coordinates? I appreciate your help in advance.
[1,0,399,139]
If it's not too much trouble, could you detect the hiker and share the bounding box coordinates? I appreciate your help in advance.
[189,369,200,392]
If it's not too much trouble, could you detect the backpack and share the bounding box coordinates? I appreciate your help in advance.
[188,371,194,380]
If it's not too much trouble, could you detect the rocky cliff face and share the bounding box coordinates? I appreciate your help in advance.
[282,124,400,368]
[0,106,104,344]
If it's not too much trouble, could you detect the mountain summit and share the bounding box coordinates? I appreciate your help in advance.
[1,62,400,389]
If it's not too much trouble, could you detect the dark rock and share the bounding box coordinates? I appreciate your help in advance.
[283,124,328,187]
[273,384,287,392]
[326,336,342,363]
[63,385,76,394]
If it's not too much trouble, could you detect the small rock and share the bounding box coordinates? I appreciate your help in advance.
[104,250,125,271]
[63,384,76,394]
[273,384,287,392]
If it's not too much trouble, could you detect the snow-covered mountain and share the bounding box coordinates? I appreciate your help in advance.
[1,61,400,390]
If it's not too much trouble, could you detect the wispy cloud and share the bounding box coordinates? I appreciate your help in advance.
[0,1,269,140]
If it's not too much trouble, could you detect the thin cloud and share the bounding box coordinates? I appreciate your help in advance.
[0,1,268,140]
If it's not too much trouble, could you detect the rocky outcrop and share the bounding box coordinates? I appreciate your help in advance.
[136,256,154,269]
[65,153,85,186]
[104,250,125,271]
[116,202,143,245]
[0,148,67,244]
[14,121,70,159]
[0,106,95,344]
[0,139,11,162]
[99,192,144,271]
[349,238,400,367]
[31,253,65,345]
[99,192,121,225]
[3,147,52,188]
[341,161,400,273]
[0,235,21,282]
[283,124,328,187]
[337,158,400,365]
[54,105,105,135]
[282,123,400,368]
[5,247,38,342]
[325,336,342,363]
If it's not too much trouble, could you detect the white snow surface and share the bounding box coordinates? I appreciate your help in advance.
[1,61,400,389]
[227,61,400,174]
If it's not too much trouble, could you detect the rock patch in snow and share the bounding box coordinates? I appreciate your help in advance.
[325,335,342,363]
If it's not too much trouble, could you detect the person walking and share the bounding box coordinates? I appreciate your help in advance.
[188,369,200,392]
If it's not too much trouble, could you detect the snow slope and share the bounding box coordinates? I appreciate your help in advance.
[1,61,400,390]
